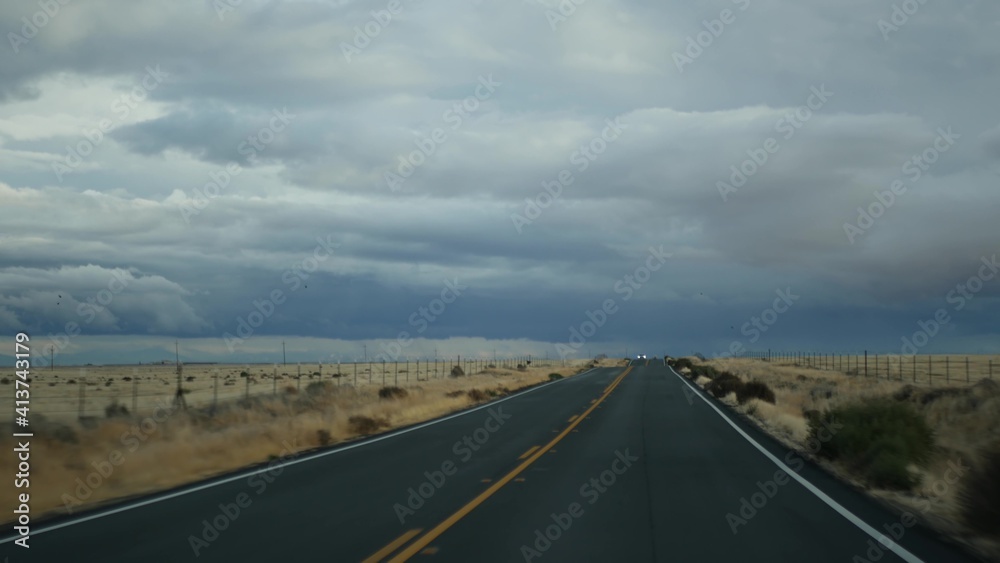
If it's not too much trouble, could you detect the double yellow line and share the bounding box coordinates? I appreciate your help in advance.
[367,366,633,562]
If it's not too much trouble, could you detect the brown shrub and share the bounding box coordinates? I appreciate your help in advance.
[378,386,408,400]
[348,415,389,435]
[316,429,332,446]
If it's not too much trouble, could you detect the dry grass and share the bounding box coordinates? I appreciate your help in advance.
[691,357,1000,559]
[1,360,596,422]
[0,358,622,523]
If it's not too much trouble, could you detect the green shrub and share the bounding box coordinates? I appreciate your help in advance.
[705,372,743,398]
[695,365,722,380]
[672,358,694,371]
[737,380,776,405]
[548,373,563,381]
[958,443,1000,539]
[808,399,933,490]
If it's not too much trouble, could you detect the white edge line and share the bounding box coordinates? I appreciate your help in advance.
[0,367,605,544]
[668,366,924,563]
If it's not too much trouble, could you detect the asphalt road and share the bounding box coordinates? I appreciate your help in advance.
[0,361,982,562]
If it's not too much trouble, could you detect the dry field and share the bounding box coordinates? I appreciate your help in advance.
[686,356,1000,559]
[0,359,573,422]
[0,358,622,523]
[765,353,998,386]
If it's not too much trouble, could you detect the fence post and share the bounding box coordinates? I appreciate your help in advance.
[864,350,868,378]
[874,354,879,378]
[395,361,398,386]
[297,363,302,391]
[78,368,86,419]
[273,365,277,395]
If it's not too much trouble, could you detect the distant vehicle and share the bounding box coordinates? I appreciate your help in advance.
[637,354,647,360]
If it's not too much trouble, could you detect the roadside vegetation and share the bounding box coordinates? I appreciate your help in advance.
[667,356,1000,559]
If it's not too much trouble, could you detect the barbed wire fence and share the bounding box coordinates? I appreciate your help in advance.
[733,351,995,386]
[3,355,563,423]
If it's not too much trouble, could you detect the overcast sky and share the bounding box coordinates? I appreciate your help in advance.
[1,0,998,365]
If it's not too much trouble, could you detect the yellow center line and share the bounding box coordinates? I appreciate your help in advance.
[567,415,578,423]
[386,366,633,562]
[362,528,423,563]
[517,445,541,460]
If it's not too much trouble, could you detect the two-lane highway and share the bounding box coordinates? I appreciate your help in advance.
[0,361,979,562]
